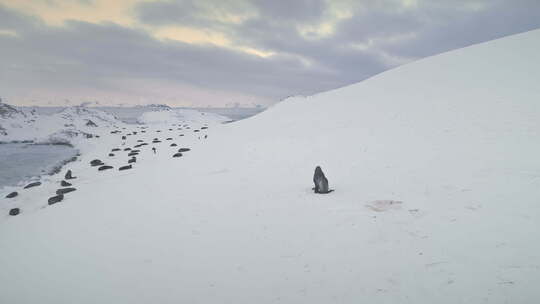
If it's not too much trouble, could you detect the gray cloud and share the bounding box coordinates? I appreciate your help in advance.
[135,0,540,85]
[0,4,38,30]
[251,0,326,23]
[1,1,540,106]
[0,4,346,105]
[376,0,540,58]
[136,0,203,26]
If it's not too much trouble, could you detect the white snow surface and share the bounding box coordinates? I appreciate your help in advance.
[1,29,540,303]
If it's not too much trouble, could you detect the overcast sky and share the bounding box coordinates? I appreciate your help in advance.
[1,0,539,107]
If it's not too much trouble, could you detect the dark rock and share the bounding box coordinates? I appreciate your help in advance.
[128,157,136,164]
[141,143,149,146]
[48,194,64,205]
[98,165,114,171]
[108,153,115,157]
[173,153,183,158]
[65,170,76,179]
[156,130,161,132]
[86,120,98,127]
[131,149,140,153]
[170,143,177,147]
[9,208,20,216]
[166,138,173,140]
[56,187,76,195]
[24,182,42,189]
[168,128,173,131]
[119,165,132,171]
[6,192,18,198]
[61,180,72,187]
[128,152,139,157]
[178,148,191,152]
[137,140,144,142]
[124,148,131,151]
[201,127,208,129]
[122,136,126,140]
[112,148,121,152]
[179,134,184,137]
[193,130,200,132]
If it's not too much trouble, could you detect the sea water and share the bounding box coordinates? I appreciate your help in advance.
[0,143,78,188]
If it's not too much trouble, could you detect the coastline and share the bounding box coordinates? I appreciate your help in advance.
[0,142,79,190]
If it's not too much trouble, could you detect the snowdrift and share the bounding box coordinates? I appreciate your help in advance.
[1,29,540,304]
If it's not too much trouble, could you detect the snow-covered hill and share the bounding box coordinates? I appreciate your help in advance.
[0,102,26,119]
[0,102,36,138]
[0,105,125,144]
[55,106,121,128]
[1,29,539,304]
[138,107,229,125]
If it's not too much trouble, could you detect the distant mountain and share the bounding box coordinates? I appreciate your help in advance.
[136,104,172,111]
[137,108,229,125]
[54,106,121,128]
[0,102,24,119]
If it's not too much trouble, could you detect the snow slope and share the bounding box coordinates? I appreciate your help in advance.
[1,29,540,304]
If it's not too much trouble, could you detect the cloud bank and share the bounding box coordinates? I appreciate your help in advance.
[1,0,539,106]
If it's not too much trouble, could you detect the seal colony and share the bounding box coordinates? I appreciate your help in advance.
[2,120,209,217]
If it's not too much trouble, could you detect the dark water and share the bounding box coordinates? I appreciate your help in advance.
[0,143,78,188]
[185,107,266,121]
